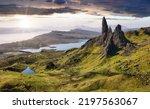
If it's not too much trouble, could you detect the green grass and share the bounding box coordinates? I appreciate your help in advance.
[0,28,150,92]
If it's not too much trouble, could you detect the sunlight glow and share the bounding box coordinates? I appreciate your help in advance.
[14,15,32,28]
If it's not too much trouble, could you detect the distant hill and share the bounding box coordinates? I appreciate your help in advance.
[0,29,99,53]
[78,25,138,33]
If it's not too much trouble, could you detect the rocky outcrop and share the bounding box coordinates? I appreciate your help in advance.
[112,24,129,48]
[141,27,150,35]
[96,17,109,45]
[100,17,131,56]
[82,17,132,56]
[104,35,118,56]
[46,62,57,69]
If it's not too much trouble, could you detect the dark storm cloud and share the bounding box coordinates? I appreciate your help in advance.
[0,4,80,15]
[46,0,66,4]
[54,0,66,5]
[0,0,150,17]
[79,0,150,17]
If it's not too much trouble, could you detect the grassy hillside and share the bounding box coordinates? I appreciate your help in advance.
[0,27,150,92]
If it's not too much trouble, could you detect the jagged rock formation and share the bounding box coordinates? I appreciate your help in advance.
[104,26,117,56]
[83,17,131,56]
[112,24,130,48]
[101,17,131,56]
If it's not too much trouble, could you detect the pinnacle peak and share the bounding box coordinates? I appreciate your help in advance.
[115,24,122,31]
[102,16,108,34]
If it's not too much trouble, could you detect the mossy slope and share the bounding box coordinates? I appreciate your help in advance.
[0,27,150,92]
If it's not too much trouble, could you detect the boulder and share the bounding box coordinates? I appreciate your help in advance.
[46,62,57,69]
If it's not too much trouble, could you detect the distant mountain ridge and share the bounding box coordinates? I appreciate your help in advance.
[0,29,99,53]
[77,25,138,33]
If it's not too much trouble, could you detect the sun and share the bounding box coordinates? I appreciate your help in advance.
[14,15,32,29]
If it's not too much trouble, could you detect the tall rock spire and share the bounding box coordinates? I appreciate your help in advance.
[112,24,129,48]
[82,17,131,56]
[102,17,108,34]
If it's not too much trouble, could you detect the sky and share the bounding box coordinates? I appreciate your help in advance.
[0,0,150,43]
[0,0,150,17]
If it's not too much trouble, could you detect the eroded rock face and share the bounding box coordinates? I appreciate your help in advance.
[112,24,129,48]
[103,26,118,56]
[101,18,131,56]
[104,35,118,56]
[141,27,150,35]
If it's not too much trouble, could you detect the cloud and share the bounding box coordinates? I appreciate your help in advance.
[46,0,66,5]
[0,4,80,15]
[54,0,66,5]
[79,0,150,17]
[0,0,150,17]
